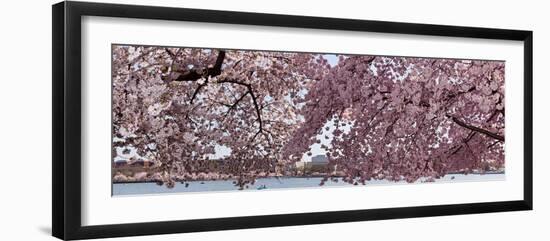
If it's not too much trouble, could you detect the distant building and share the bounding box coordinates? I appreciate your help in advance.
[113,160,127,168]
[311,155,328,164]
[295,161,306,169]
[295,155,329,174]
[131,159,153,168]
[113,159,153,168]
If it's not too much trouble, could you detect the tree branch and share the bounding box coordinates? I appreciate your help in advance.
[174,50,226,82]
[168,47,266,141]
[223,90,250,118]
[487,140,502,149]
[167,50,266,142]
[173,50,226,104]
[218,79,264,138]
[447,110,500,157]
[446,114,504,141]
[165,48,176,57]
[189,82,208,104]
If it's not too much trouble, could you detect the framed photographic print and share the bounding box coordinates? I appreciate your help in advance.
[52,1,533,240]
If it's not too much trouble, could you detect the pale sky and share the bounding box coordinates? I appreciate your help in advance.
[324,54,338,67]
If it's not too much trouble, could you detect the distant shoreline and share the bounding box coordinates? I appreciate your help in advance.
[112,171,505,184]
[112,174,332,184]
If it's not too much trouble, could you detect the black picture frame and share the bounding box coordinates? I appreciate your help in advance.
[52,1,533,240]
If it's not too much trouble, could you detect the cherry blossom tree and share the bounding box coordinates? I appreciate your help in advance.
[286,56,505,184]
[112,45,504,188]
[112,45,320,187]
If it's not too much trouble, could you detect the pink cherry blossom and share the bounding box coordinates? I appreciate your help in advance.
[112,45,505,187]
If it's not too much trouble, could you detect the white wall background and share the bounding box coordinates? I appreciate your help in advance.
[0,0,547,240]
